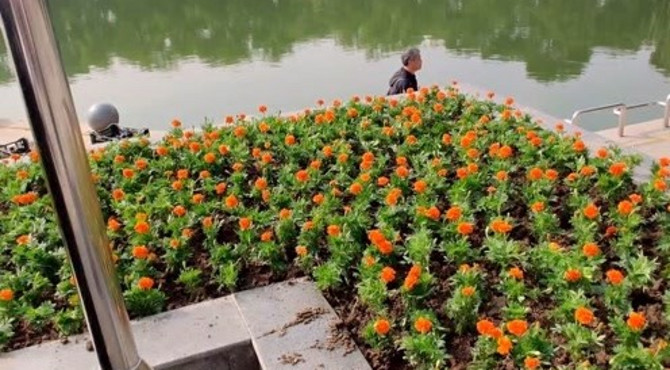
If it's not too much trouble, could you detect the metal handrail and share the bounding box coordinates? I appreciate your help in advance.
[565,94,670,137]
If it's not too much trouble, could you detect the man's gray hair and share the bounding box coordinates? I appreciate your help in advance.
[401,48,421,66]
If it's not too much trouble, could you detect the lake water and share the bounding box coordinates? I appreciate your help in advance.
[1,0,669,131]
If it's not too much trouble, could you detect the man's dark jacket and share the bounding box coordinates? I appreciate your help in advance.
[387,68,418,95]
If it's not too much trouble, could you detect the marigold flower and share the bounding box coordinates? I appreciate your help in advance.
[16,234,31,245]
[188,141,201,153]
[112,188,125,201]
[575,307,594,325]
[218,144,229,155]
[582,242,601,258]
[461,286,476,296]
[177,169,189,179]
[108,218,122,232]
[296,170,309,183]
[215,182,227,195]
[528,167,543,181]
[396,166,409,178]
[609,162,627,177]
[374,319,391,335]
[295,245,308,257]
[233,126,246,138]
[225,195,239,208]
[606,269,624,285]
[654,179,667,192]
[338,153,349,163]
[490,219,513,234]
[414,317,432,334]
[564,268,582,282]
[618,200,634,215]
[496,170,508,181]
[173,205,187,217]
[545,169,559,181]
[114,154,125,164]
[457,222,474,235]
[424,206,440,221]
[202,217,213,228]
[350,182,363,195]
[132,245,149,259]
[134,221,150,234]
[232,162,244,172]
[310,160,322,170]
[182,228,194,238]
[327,225,340,237]
[138,277,154,291]
[203,152,216,164]
[506,319,528,337]
[442,133,452,145]
[573,139,586,152]
[627,312,646,331]
[508,267,524,280]
[0,288,14,301]
[531,201,545,213]
[413,180,427,193]
[322,146,333,157]
[192,194,204,204]
[445,206,462,221]
[122,168,135,179]
[476,319,496,336]
[239,217,252,230]
[629,193,642,204]
[284,134,296,146]
[380,267,396,283]
[376,240,394,255]
[261,230,273,242]
[156,146,168,156]
[279,208,292,220]
[498,145,513,159]
[524,356,540,369]
[497,336,512,355]
[583,203,599,219]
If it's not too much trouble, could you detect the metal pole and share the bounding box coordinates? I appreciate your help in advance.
[664,94,669,129]
[617,105,627,137]
[0,1,150,369]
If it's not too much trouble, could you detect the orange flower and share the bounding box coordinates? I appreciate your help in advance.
[203,152,216,164]
[108,218,122,232]
[233,126,246,138]
[404,265,422,290]
[654,179,668,192]
[338,153,349,163]
[506,320,528,337]
[528,167,543,181]
[261,230,273,242]
[545,169,559,181]
[442,133,452,145]
[414,317,432,334]
[112,188,125,201]
[583,203,599,219]
[606,269,624,285]
[295,245,308,257]
[476,319,496,336]
[374,319,391,336]
[171,181,183,191]
[171,119,182,128]
[0,288,15,301]
[496,336,512,355]
[192,194,204,204]
[425,206,441,221]
[173,205,187,217]
[350,182,363,195]
[188,141,201,153]
[16,234,31,245]
[498,145,513,159]
[155,146,168,156]
[627,312,646,331]
[312,193,325,205]
[296,170,309,183]
[255,177,268,190]
[239,217,252,230]
[457,222,474,235]
[122,168,135,179]
[202,217,213,228]
[395,166,409,178]
[445,206,462,221]
[363,255,376,267]
[531,201,545,213]
[132,245,149,259]
[225,195,239,208]
[114,154,125,164]
[564,268,582,282]
[575,307,594,325]
[177,169,189,179]
[138,277,154,291]
[461,286,476,296]
[609,162,627,177]
[573,140,586,152]
[629,193,642,204]
[279,208,292,220]
[508,267,524,280]
[182,228,194,239]
[496,170,508,181]
[607,226,618,236]
[596,147,609,159]
[310,160,322,170]
[215,182,227,195]
[380,267,396,283]
[524,357,540,370]
[258,105,267,114]
[322,146,333,157]
[582,243,601,258]
[327,225,340,237]
[490,219,513,234]
[232,162,244,172]
[218,144,229,155]
[376,240,394,255]
[618,200,633,215]
[134,221,150,234]
[413,180,427,194]
[284,134,296,146]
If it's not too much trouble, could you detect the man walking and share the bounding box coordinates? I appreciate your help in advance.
[387,48,422,95]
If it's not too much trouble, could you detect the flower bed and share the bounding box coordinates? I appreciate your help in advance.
[1,86,670,368]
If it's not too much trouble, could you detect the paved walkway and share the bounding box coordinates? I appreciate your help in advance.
[596,119,670,159]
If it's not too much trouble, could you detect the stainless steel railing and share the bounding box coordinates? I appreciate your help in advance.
[0,1,151,369]
[565,94,670,137]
